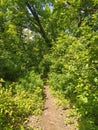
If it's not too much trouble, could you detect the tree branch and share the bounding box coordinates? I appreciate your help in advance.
[25,1,51,46]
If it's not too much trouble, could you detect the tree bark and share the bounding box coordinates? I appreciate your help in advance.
[25,1,51,46]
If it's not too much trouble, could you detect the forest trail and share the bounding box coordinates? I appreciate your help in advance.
[38,86,67,130]
[27,86,70,130]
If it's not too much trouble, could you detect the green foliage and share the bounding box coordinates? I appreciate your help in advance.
[48,32,98,129]
[0,0,50,81]
[0,72,44,130]
[47,1,98,129]
[1,0,98,129]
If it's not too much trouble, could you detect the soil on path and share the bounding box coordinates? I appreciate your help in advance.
[27,86,70,130]
[39,86,67,130]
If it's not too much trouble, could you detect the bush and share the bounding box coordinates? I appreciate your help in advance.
[0,71,44,130]
[48,34,98,129]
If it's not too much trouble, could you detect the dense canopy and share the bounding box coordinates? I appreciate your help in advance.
[0,0,98,129]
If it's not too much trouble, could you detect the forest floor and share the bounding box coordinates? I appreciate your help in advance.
[26,86,73,130]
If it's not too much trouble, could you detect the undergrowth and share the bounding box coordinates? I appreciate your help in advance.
[48,33,98,130]
[0,71,44,130]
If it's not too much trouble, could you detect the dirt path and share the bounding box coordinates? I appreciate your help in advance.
[39,86,67,130]
[27,86,70,130]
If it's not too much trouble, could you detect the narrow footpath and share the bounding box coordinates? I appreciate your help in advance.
[39,86,67,130]
[27,86,71,130]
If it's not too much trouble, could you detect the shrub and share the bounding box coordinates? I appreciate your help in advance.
[0,71,44,129]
